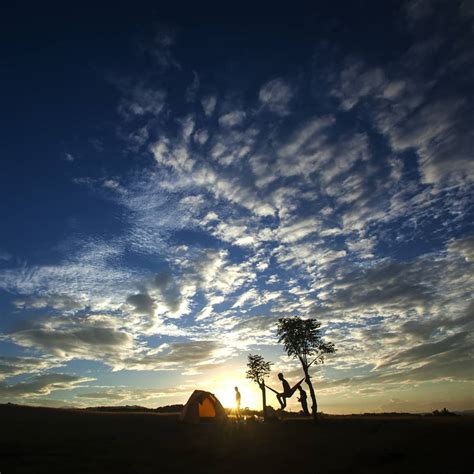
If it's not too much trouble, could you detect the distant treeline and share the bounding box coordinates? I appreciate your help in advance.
[86,404,184,413]
[1,403,467,416]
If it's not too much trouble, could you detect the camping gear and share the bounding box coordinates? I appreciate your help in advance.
[180,390,228,423]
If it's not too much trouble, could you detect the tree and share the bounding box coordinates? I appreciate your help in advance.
[277,317,335,420]
[246,353,272,421]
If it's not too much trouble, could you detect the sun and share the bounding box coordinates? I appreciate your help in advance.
[211,379,261,410]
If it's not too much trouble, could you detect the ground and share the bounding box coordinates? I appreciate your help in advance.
[1,405,473,473]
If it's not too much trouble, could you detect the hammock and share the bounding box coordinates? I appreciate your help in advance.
[265,377,305,397]
[264,357,319,397]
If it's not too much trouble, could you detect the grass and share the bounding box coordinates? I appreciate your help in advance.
[1,404,473,473]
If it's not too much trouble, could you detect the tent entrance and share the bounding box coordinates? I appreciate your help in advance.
[198,398,216,417]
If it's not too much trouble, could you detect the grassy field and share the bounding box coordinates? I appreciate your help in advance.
[1,404,473,473]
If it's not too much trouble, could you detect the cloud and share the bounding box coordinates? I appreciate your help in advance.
[377,96,474,185]
[218,110,246,128]
[276,217,321,244]
[0,239,135,307]
[74,384,195,406]
[278,115,334,160]
[185,71,200,102]
[258,78,294,116]
[126,126,149,151]
[377,331,471,370]
[10,325,133,360]
[193,129,209,145]
[151,28,181,69]
[201,94,217,116]
[209,127,258,167]
[1,11,473,410]
[232,288,259,308]
[448,234,474,262]
[152,272,185,316]
[14,294,86,311]
[126,293,156,316]
[123,340,224,370]
[0,373,93,399]
[323,259,436,313]
[118,84,166,119]
[331,17,474,187]
[332,60,386,110]
[0,356,62,381]
[275,116,338,178]
[0,250,12,261]
[155,340,220,364]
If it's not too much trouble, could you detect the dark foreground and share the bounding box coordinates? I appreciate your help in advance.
[1,405,473,473]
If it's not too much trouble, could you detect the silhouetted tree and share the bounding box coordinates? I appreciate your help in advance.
[246,354,272,421]
[277,317,335,420]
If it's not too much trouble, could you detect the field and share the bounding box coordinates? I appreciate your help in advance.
[1,404,473,473]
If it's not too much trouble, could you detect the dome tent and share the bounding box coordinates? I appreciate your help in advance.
[180,390,228,423]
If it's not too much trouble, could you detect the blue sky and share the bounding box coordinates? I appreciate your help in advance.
[0,0,473,412]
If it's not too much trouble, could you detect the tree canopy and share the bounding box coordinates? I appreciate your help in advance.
[246,354,272,384]
[277,317,336,367]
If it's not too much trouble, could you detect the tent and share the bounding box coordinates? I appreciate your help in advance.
[180,390,228,423]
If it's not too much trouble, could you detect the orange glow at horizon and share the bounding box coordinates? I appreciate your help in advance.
[207,375,262,410]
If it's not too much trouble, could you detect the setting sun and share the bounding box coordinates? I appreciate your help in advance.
[211,379,261,410]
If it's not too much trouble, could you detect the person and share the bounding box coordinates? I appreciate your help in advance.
[234,386,241,419]
[297,385,310,415]
[276,373,292,410]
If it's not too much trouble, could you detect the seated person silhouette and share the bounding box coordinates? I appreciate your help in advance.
[276,372,292,410]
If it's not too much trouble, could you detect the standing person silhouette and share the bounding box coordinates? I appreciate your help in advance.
[297,385,310,415]
[234,386,241,419]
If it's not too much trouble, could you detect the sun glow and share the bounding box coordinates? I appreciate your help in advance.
[211,379,261,410]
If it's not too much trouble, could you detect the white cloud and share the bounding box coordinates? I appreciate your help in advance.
[276,217,321,244]
[447,234,474,262]
[258,78,294,116]
[218,110,246,128]
[232,288,259,308]
[118,84,166,119]
[14,294,86,311]
[0,373,94,400]
[2,20,473,409]
[201,94,217,116]
[278,116,334,159]
[193,129,209,145]
[0,356,63,381]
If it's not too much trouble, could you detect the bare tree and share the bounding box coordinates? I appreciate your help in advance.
[277,317,335,420]
[246,353,272,421]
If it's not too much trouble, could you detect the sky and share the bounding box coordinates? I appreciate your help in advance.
[0,0,473,414]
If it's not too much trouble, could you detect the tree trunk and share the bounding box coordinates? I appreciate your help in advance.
[261,384,267,421]
[303,364,318,420]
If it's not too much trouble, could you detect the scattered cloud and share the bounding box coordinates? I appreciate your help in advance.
[0,373,93,400]
[258,78,294,116]
[218,110,246,128]
[201,94,217,116]
[1,6,473,409]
